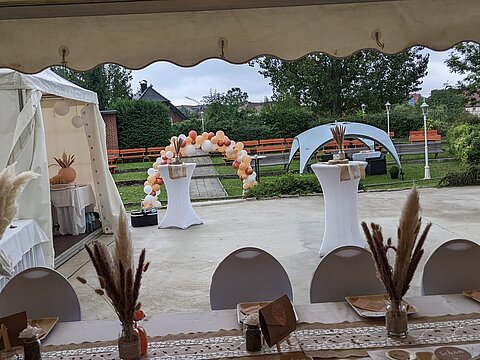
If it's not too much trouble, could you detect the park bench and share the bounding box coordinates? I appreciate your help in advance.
[119,148,146,162]
[395,141,444,158]
[409,130,441,143]
[256,144,286,154]
[107,149,119,173]
[146,147,165,162]
[285,138,294,150]
[389,131,395,139]
[240,140,259,154]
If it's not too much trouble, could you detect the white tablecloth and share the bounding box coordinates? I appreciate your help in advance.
[157,163,203,229]
[0,219,48,290]
[352,151,381,162]
[42,294,480,346]
[50,184,96,235]
[311,161,367,256]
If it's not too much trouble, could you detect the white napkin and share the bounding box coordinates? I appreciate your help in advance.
[0,249,12,277]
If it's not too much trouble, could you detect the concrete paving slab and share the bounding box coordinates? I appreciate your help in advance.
[57,186,480,320]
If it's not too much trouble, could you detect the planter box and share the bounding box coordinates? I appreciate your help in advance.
[131,210,158,227]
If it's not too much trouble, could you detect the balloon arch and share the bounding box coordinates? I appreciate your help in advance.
[142,130,258,209]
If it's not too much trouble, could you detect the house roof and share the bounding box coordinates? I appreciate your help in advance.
[134,84,187,120]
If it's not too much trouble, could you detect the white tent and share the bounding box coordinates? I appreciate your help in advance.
[0,0,479,72]
[0,69,123,266]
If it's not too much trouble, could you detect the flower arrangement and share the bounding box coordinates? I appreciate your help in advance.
[330,124,346,153]
[361,188,431,336]
[0,163,38,241]
[84,209,149,346]
[50,150,76,184]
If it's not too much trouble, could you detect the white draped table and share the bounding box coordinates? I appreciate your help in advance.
[312,161,367,256]
[50,184,96,235]
[0,219,48,290]
[157,163,203,229]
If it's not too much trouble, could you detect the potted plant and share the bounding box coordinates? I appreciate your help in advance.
[389,165,400,180]
[53,151,76,183]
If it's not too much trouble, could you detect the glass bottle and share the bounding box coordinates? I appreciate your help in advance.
[245,323,262,352]
[385,299,408,338]
[22,335,42,360]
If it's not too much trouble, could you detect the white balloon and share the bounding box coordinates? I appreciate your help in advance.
[144,194,154,203]
[71,115,84,128]
[165,150,174,159]
[147,168,155,176]
[143,185,153,195]
[179,134,187,140]
[237,153,245,162]
[156,157,162,163]
[225,146,234,155]
[211,144,218,151]
[54,100,70,116]
[240,150,248,157]
[185,144,196,156]
[154,200,162,208]
[230,140,236,148]
[201,140,212,152]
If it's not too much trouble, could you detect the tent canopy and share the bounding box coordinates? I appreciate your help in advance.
[288,122,401,173]
[0,0,478,73]
[0,69,123,266]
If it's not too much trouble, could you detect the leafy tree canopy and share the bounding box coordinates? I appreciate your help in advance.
[254,48,429,116]
[446,42,480,102]
[52,64,132,110]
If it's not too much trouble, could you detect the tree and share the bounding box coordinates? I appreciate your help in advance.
[255,49,429,116]
[52,64,132,110]
[446,42,480,102]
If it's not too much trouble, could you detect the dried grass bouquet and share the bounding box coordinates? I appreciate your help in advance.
[362,188,431,304]
[85,209,149,341]
[330,124,346,152]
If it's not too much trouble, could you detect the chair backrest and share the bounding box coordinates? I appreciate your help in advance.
[0,267,81,322]
[210,247,293,310]
[422,239,480,295]
[310,246,385,303]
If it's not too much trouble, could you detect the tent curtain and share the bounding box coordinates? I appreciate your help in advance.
[0,0,479,72]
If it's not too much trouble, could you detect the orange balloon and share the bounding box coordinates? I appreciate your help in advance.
[202,132,209,140]
[165,145,173,152]
[147,175,156,184]
[196,136,205,145]
[188,130,197,139]
[185,137,192,144]
[153,163,159,170]
[242,155,252,164]
[216,130,225,139]
[153,184,161,192]
[211,136,218,145]
[235,142,244,150]
[246,167,253,175]
[161,150,166,156]
[237,169,245,177]
[239,162,247,170]
[218,145,226,152]
[241,174,248,180]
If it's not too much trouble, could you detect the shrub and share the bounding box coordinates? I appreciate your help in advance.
[438,165,480,187]
[447,123,480,165]
[112,99,172,149]
[244,173,321,198]
[259,103,316,138]
[389,165,400,179]
[171,118,203,137]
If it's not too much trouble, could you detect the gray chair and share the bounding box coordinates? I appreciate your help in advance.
[310,245,385,303]
[0,267,81,322]
[210,247,293,310]
[422,239,480,295]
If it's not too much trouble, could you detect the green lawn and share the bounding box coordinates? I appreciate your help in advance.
[117,185,167,209]
[113,171,148,182]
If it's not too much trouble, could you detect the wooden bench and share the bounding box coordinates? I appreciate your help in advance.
[285,138,294,150]
[146,147,165,161]
[255,144,286,154]
[395,141,444,158]
[389,131,395,139]
[107,149,119,173]
[409,130,441,143]
[119,148,146,162]
[259,138,285,146]
[239,140,259,154]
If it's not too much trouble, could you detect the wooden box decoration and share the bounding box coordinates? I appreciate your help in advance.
[259,295,296,349]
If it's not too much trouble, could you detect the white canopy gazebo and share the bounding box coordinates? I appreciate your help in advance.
[288,122,401,174]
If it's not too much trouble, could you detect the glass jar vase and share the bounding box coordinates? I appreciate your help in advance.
[385,299,408,338]
[118,324,141,360]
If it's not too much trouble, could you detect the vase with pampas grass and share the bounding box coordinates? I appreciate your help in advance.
[361,188,431,338]
[330,123,347,162]
[85,209,149,359]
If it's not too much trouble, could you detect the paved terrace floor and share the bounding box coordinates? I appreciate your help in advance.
[58,186,480,320]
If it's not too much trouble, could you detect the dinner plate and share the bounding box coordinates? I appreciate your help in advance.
[463,290,480,303]
[345,294,417,318]
[27,317,59,340]
[236,301,298,324]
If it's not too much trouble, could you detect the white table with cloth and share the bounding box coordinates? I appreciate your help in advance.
[352,150,381,162]
[0,219,48,290]
[39,294,480,360]
[312,161,367,257]
[157,163,203,229]
[50,184,96,236]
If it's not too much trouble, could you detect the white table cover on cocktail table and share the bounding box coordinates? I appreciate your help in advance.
[157,163,203,229]
[312,161,367,256]
[0,219,48,290]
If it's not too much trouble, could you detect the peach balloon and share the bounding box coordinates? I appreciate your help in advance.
[239,162,247,170]
[161,150,166,156]
[218,145,226,152]
[153,163,159,170]
[147,175,156,184]
[153,184,161,192]
[144,181,150,186]
[202,132,209,140]
[196,136,205,145]
[208,132,215,139]
[185,137,192,144]
[211,136,218,144]
[216,130,225,139]
[242,155,252,164]
[235,142,244,150]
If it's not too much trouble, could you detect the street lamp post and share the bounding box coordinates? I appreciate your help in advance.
[385,101,391,137]
[185,96,205,132]
[421,101,431,180]
[361,103,366,119]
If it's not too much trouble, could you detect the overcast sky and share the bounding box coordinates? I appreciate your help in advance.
[131,49,465,106]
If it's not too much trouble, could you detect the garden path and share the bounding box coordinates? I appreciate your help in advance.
[185,150,227,199]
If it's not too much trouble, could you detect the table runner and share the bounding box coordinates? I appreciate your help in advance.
[338,163,365,181]
[37,314,480,360]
